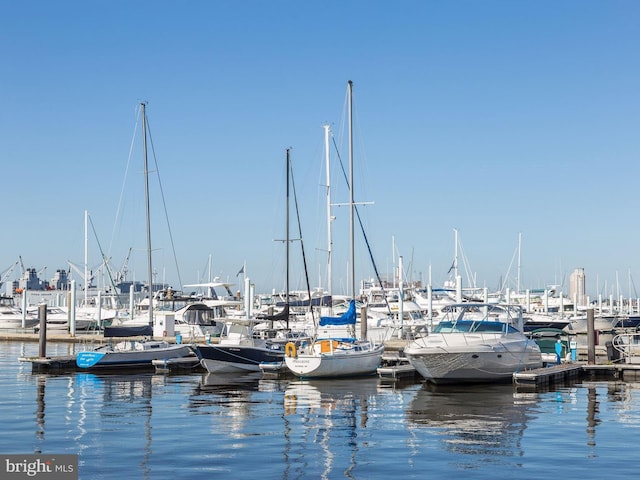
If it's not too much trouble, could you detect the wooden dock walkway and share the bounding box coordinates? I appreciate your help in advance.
[513,364,583,388]
[513,362,640,388]
[18,355,79,373]
[377,351,417,381]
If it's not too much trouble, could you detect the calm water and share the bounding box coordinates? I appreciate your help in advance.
[2,341,640,479]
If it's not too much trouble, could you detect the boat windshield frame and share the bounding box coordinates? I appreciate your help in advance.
[433,320,519,334]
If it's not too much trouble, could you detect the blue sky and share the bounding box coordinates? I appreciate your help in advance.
[1,1,639,299]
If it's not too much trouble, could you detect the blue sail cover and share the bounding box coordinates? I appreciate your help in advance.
[319,299,357,326]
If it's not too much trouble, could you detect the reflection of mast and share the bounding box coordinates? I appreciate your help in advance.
[586,385,600,447]
[142,398,152,479]
[36,375,45,443]
[101,375,154,480]
[283,378,375,477]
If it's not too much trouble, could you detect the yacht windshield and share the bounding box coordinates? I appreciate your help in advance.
[434,320,507,333]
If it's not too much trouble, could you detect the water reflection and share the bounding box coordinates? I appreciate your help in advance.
[284,377,380,416]
[190,371,286,404]
[35,375,45,443]
[580,381,640,454]
[592,380,640,425]
[407,383,538,464]
[187,372,288,437]
[283,377,382,479]
[15,333,640,480]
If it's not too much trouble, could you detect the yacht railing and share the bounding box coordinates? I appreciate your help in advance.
[611,332,640,364]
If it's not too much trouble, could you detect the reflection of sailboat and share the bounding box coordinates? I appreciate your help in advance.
[189,372,280,436]
[283,376,380,479]
[284,376,380,414]
[407,383,537,460]
[193,372,287,396]
[201,371,263,389]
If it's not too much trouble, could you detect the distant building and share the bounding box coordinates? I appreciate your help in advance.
[12,267,69,294]
[570,268,586,306]
[50,269,70,290]
[18,268,48,291]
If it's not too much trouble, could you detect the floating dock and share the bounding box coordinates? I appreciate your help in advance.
[19,355,78,373]
[513,362,640,388]
[377,352,416,381]
[513,363,583,388]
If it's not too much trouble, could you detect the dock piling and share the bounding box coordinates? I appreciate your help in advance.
[38,303,47,358]
[587,308,595,365]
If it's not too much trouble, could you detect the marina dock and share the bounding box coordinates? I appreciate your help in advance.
[10,329,640,388]
[377,351,416,381]
[19,355,79,372]
[513,362,640,388]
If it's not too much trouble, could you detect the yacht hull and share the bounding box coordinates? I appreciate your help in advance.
[405,335,543,384]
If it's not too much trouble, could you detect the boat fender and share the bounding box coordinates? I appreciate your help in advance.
[285,342,297,358]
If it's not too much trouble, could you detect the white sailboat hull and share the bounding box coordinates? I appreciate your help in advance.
[285,342,384,378]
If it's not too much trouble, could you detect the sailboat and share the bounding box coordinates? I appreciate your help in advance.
[195,148,300,373]
[284,81,384,378]
[76,103,194,370]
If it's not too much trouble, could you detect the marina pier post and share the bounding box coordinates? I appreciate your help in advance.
[587,308,595,365]
[38,303,47,358]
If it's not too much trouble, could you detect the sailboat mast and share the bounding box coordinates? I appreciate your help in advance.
[285,148,291,330]
[517,232,522,294]
[141,102,153,327]
[84,209,89,307]
[348,80,355,300]
[323,124,332,307]
[454,228,459,280]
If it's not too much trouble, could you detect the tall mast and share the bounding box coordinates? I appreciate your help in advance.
[285,147,290,330]
[517,232,522,294]
[323,124,332,306]
[348,80,355,300]
[84,209,89,307]
[141,102,153,327]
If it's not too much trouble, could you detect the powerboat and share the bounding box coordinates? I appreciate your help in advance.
[31,306,98,332]
[0,296,39,329]
[404,303,543,384]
